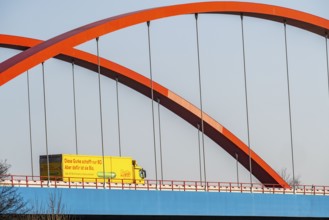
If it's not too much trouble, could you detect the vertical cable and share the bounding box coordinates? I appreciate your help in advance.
[116,77,122,157]
[326,34,329,175]
[41,63,50,184]
[147,21,158,184]
[96,37,106,184]
[235,153,239,184]
[197,124,202,183]
[195,13,207,185]
[240,14,253,185]
[324,32,329,102]
[157,99,164,181]
[284,22,296,192]
[26,70,34,177]
[71,61,79,155]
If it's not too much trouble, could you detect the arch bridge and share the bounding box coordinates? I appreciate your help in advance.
[1,1,329,218]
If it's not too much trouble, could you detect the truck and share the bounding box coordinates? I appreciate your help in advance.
[40,154,146,184]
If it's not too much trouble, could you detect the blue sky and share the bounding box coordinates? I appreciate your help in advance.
[1,0,329,185]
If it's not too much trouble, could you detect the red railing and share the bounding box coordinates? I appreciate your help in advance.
[0,175,328,196]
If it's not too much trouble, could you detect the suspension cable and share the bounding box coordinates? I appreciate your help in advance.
[116,77,122,157]
[71,61,79,155]
[324,32,329,104]
[235,153,239,184]
[240,14,253,186]
[147,21,158,184]
[197,124,202,183]
[284,21,296,192]
[157,98,164,181]
[41,62,50,184]
[26,70,34,177]
[195,13,207,186]
[96,37,106,184]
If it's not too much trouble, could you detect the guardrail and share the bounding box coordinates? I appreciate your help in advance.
[0,175,328,196]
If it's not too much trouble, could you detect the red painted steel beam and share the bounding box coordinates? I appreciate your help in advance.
[0,34,289,187]
[1,2,329,86]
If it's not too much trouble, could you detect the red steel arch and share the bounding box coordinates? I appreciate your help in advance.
[2,2,329,187]
[0,34,288,187]
[1,2,329,86]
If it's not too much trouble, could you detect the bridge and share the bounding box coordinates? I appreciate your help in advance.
[1,1,329,219]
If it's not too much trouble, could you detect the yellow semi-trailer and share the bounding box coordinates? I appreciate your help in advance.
[40,154,146,184]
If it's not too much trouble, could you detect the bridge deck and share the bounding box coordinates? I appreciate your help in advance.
[5,187,329,217]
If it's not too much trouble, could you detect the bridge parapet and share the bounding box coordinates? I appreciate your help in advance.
[1,175,328,196]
